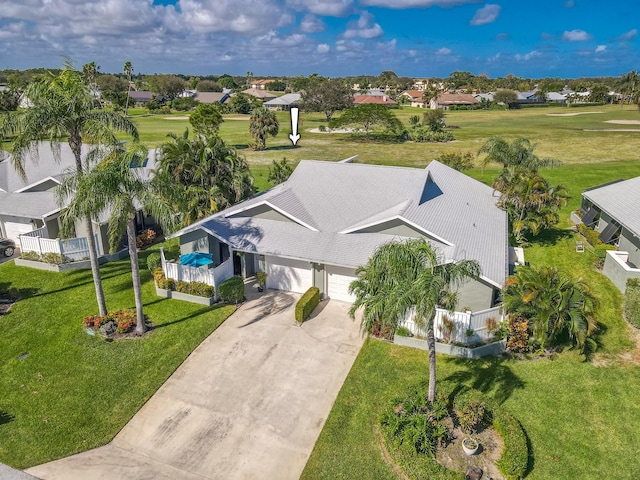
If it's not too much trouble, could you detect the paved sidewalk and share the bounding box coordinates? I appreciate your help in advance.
[27,287,363,480]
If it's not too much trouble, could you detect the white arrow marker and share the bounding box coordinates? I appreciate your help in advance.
[289,107,301,146]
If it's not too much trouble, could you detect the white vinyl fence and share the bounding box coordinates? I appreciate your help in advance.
[19,233,99,261]
[398,305,503,345]
[159,248,235,300]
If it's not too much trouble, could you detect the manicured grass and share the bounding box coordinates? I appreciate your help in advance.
[0,240,235,469]
[303,232,639,479]
[303,337,640,480]
[127,104,640,167]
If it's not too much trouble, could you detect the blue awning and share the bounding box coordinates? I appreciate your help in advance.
[179,252,213,267]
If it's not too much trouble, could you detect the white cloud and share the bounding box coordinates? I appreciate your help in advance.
[300,14,325,33]
[361,0,479,7]
[618,29,638,41]
[341,11,383,39]
[515,50,541,61]
[470,4,501,26]
[317,43,330,54]
[286,0,353,16]
[436,47,452,55]
[562,29,592,42]
[595,45,606,53]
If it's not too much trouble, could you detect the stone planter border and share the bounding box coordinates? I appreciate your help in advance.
[393,334,506,359]
[155,285,216,306]
[14,249,128,272]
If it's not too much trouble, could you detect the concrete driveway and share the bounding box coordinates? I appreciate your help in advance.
[27,287,363,480]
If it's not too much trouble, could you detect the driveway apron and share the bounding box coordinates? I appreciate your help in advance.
[26,288,364,480]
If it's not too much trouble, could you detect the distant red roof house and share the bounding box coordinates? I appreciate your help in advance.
[430,93,479,109]
[353,94,396,106]
[250,79,275,90]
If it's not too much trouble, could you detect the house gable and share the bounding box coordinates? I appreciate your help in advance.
[227,203,294,223]
[16,177,61,193]
[345,216,454,246]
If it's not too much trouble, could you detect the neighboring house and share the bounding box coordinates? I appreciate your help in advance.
[430,93,478,109]
[399,90,427,108]
[353,94,397,106]
[474,92,494,102]
[516,90,542,104]
[0,142,156,258]
[171,160,508,312]
[263,93,301,111]
[241,88,277,101]
[250,79,274,90]
[193,91,231,104]
[577,177,640,291]
[546,92,567,103]
[128,91,154,105]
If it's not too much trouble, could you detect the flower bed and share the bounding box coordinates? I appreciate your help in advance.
[83,309,146,338]
[393,334,506,359]
[153,268,216,306]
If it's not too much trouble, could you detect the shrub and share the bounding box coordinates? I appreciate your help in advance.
[40,253,67,265]
[578,223,602,247]
[176,280,214,298]
[135,229,156,249]
[507,315,530,353]
[485,316,499,335]
[593,244,615,269]
[147,252,161,272]
[107,309,137,334]
[407,127,454,143]
[319,125,326,132]
[20,251,41,261]
[83,315,104,329]
[295,287,320,324]
[454,395,486,434]
[625,278,640,328]
[218,276,244,304]
[491,401,529,480]
[395,326,413,337]
[441,314,456,344]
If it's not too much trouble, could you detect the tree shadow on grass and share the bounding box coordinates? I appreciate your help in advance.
[339,133,405,144]
[527,228,575,247]
[443,356,525,405]
[0,411,15,426]
[152,304,229,330]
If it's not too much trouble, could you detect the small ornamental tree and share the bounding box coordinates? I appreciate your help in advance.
[189,103,224,135]
[249,106,279,150]
[493,89,519,109]
[329,104,403,137]
[268,157,293,185]
[301,78,353,121]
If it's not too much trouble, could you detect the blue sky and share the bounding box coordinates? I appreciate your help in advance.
[0,0,638,78]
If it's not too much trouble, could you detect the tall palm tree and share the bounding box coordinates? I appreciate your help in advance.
[157,129,254,225]
[0,63,139,316]
[503,265,598,352]
[349,238,480,402]
[478,136,560,176]
[58,144,178,333]
[124,61,133,116]
[618,70,638,109]
[249,106,279,150]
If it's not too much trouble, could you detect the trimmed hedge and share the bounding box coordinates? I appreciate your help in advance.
[625,278,640,328]
[491,400,529,479]
[147,252,161,272]
[218,276,245,304]
[295,287,320,324]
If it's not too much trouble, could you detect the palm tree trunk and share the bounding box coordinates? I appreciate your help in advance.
[85,217,108,316]
[127,219,145,334]
[427,321,437,403]
[71,138,107,316]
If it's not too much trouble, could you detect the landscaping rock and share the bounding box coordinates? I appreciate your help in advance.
[465,466,483,480]
[99,321,117,337]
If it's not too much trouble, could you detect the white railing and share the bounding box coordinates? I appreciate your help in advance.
[19,233,99,261]
[159,247,235,301]
[399,305,503,345]
[19,226,48,238]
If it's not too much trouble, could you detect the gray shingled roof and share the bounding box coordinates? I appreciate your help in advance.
[583,176,640,237]
[263,93,301,106]
[175,160,508,286]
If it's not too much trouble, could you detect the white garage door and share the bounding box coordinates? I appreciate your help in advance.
[266,256,313,294]
[326,265,357,303]
[3,219,34,243]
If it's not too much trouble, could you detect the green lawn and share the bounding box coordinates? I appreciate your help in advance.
[0,240,235,469]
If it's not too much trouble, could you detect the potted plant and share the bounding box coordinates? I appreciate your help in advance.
[462,437,479,455]
[256,271,268,292]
